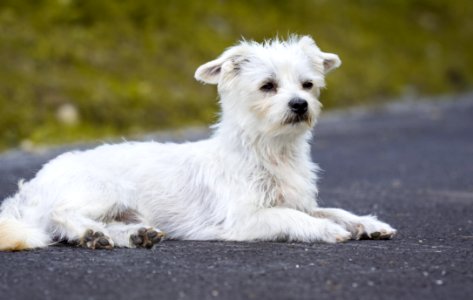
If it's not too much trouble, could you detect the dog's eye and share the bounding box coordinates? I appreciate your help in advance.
[302,81,313,89]
[260,81,277,92]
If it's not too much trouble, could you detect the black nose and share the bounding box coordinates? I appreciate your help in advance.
[288,98,308,115]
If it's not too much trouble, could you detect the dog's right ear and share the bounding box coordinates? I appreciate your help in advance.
[298,36,341,75]
[195,45,248,85]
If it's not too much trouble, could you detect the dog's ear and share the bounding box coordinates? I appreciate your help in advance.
[195,45,248,84]
[320,52,341,74]
[298,36,341,74]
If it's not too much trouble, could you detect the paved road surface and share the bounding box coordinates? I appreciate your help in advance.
[0,94,472,300]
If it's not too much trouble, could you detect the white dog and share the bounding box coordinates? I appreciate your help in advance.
[0,36,396,251]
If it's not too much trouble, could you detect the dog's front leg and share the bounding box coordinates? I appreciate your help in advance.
[310,208,396,240]
[227,207,351,243]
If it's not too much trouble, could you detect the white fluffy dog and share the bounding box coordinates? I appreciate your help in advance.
[0,36,396,251]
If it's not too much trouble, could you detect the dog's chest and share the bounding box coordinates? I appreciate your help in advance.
[254,164,306,208]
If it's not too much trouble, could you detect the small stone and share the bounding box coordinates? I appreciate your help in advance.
[435,279,444,285]
[56,103,79,126]
[20,140,35,152]
[391,179,401,188]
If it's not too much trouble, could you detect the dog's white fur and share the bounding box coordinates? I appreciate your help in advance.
[0,36,396,251]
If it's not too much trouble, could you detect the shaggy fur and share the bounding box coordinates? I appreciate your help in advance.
[0,35,396,251]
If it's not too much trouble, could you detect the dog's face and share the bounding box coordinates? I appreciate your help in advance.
[195,36,341,137]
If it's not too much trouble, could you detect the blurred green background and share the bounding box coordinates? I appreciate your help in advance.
[0,0,472,151]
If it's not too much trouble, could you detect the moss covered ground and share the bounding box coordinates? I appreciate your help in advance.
[0,0,472,150]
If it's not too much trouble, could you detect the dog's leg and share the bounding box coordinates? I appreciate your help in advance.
[227,207,351,243]
[106,223,164,248]
[51,212,114,249]
[310,208,396,240]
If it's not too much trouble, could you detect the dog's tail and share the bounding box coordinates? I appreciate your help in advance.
[0,218,48,251]
[0,195,49,251]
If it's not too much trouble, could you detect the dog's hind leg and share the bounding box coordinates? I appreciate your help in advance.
[51,210,114,249]
[310,208,396,240]
[106,222,164,248]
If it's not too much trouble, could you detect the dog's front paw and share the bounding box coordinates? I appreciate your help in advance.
[130,228,164,249]
[79,229,114,249]
[320,221,351,243]
[351,216,397,240]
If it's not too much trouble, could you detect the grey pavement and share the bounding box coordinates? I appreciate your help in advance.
[0,94,472,300]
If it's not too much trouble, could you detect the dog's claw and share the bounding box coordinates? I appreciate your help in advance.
[359,230,395,240]
[97,237,110,246]
[130,234,142,245]
[371,231,381,239]
[147,231,158,239]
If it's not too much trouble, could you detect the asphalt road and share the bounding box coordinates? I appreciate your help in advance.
[1,94,472,300]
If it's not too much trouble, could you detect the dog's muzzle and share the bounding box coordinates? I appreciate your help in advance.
[286,98,309,124]
[288,98,308,116]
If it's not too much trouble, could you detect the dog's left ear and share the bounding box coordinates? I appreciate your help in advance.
[320,52,341,74]
[298,36,341,74]
[195,45,248,85]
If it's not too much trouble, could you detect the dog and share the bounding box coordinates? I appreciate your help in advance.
[0,35,396,251]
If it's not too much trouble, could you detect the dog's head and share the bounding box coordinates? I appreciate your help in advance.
[195,36,341,137]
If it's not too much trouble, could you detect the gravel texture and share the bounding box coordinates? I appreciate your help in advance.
[0,94,472,300]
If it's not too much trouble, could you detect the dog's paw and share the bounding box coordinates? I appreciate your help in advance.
[350,216,397,240]
[79,229,114,249]
[130,228,164,249]
[319,221,352,243]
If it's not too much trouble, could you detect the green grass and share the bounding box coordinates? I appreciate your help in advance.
[0,0,472,151]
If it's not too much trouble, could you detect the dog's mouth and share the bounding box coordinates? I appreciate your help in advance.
[283,113,311,126]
